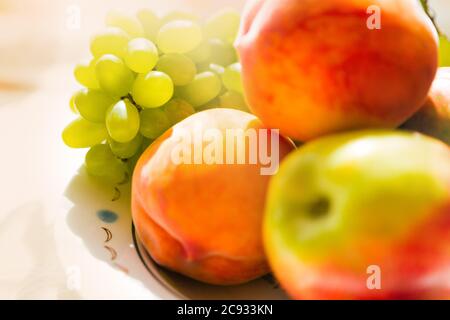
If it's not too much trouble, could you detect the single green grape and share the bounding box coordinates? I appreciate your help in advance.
[106,99,140,143]
[95,54,135,98]
[85,144,114,176]
[125,38,159,73]
[219,91,249,112]
[74,59,100,89]
[161,11,200,25]
[139,108,171,139]
[187,41,211,64]
[131,71,174,108]
[137,9,161,41]
[204,9,241,44]
[157,20,203,54]
[106,11,145,38]
[208,38,237,66]
[155,54,196,86]
[62,118,108,148]
[108,134,143,159]
[163,98,196,124]
[90,27,130,58]
[222,62,243,94]
[178,71,222,107]
[85,144,127,183]
[73,89,115,123]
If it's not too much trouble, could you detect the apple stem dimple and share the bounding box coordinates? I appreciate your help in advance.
[307,197,331,219]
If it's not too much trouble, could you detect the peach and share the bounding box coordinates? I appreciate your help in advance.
[402,67,450,145]
[132,108,295,285]
[236,0,439,141]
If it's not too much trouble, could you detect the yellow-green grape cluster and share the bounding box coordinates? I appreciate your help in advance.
[63,8,248,184]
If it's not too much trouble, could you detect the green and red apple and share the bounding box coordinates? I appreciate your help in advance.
[264,131,450,299]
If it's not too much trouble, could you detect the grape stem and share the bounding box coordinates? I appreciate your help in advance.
[126,94,142,111]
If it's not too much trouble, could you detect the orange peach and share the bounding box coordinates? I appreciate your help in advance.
[236,0,439,141]
[132,108,295,285]
[402,67,450,145]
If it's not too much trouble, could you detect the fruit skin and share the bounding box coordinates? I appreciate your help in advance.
[132,109,295,285]
[236,0,439,141]
[264,130,450,299]
[402,68,450,145]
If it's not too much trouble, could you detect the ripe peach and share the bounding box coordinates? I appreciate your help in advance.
[132,109,295,285]
[236,0,439,141]
[402,67,450,145]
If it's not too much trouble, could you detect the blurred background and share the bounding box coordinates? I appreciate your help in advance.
[0,0,448,98]
[0,0,245,92]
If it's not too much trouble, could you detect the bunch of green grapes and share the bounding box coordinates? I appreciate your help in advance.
[63,8,249,185]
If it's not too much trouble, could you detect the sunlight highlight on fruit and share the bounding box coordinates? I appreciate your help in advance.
[125,38,159,73]
[157,20,203,54]
[106,99,140,143]
[132,71,174,108]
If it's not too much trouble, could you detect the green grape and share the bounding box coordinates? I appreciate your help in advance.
[208,38,237,66]
[125,38,159,73]
[85,144,127,183]
[204,9,241,44]
[163,98,195,124]
[90,27,130,58]
[108,134,143,159]
[222,62,243,93]
[73,89,115,123]
[155,54,196,86]
[187,41,211,64]
[106,11,145,38]
[74,59,100,89]
[439,35,450,67]
[161,11,199,25]
[178,71,222,107]
[95,54,135,98]
[69,94,78,114]
[131,71,174,108]
[208,63,225,76]
[62,118,108,148]
[139,108,171,139]
[106,99,140,143]
[219,91,249,112]
[157,20,203,54]
[137,9,161,41]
